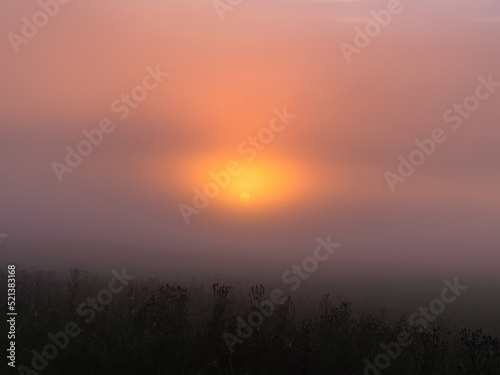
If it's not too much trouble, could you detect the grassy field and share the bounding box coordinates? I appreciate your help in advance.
[1,269,499,374]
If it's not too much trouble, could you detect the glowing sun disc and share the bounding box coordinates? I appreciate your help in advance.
[239,192,251,201]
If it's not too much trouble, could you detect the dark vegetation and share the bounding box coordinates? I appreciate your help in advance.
[1,270,499,374]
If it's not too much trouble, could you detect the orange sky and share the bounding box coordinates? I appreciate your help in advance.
[1,0,499,280]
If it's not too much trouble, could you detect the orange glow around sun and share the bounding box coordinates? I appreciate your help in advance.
[175,154,308,210]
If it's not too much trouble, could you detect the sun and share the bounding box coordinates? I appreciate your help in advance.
[220,160,301,207]
[173,155,308,210]
[239,192,251,201]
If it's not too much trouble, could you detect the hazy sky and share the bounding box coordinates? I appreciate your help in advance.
[1,0,499,280]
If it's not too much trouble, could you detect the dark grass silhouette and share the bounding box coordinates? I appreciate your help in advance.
[1,270,499,374]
